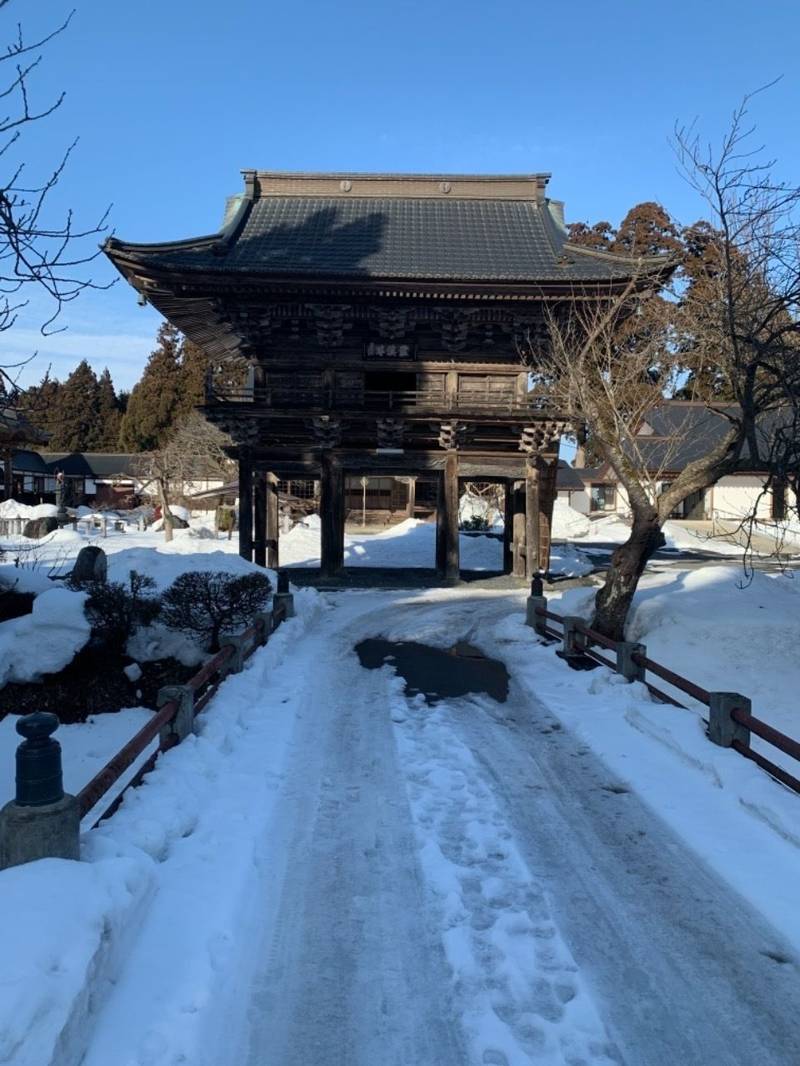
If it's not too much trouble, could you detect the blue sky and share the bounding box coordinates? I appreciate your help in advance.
[3,0,800,390]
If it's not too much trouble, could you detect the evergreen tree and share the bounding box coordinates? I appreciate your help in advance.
[19,372,64,441]
[611,202,683,259]
[177,337,210,418]
[119,323,184,451]
[49,360,103,451]
[94,367,123,449]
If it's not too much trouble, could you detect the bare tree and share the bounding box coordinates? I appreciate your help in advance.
[137,412,234,541]
[0,3,111,404]
[541,93,800,639]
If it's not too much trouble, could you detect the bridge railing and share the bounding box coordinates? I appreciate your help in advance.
[526,586,800,796]
[0,577,296,869]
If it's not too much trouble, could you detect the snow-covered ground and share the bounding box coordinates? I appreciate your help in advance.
[2,510,800,1064]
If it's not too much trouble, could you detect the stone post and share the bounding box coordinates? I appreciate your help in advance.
[617,641,646,683]
[562,616,587,658]
[708,693,751,749]
[273,569,295,621]
[0,713,80,870]
[156,685,195,745]
[525,595,549,637]
[219,633,249,675]
[253,609,274,645]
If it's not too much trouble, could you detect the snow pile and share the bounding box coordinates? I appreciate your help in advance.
[0,564,54,596]
[0,587,90,685]
[0,499,58,520]
[551,497,590,539]
[0,856,153,1066]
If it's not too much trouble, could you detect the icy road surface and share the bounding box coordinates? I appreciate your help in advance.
[237,592,800,1066]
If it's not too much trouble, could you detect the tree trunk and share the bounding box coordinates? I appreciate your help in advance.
[591,510,665,641]
[157,479,174,543]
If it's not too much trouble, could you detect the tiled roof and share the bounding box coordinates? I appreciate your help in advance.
[106,173,663,286]
[41,452,140,478]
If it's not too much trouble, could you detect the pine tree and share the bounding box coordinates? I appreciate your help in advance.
[49,360,102,451]
[94,367,123,450]
[177,337,210,419]
[19,372,64,441]
[119,323,184,452]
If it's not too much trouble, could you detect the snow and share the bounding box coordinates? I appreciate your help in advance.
[1,514,800,1063]
[551,497,591,538]
[0,587,91,685]
[0,500,58,520]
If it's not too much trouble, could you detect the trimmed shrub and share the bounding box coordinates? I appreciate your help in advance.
[78,570,162,653]
[161,570,272,651]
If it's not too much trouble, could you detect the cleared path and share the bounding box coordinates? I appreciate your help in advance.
[238,592,800,1065]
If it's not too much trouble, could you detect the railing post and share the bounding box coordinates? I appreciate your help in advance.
[219,633,248,675]
[708,693,751,749]
[274,569,295,621]
[157,685,195,745]
[0,713,80,870]
[525,576,549,638]
[253,610,273,646]
[562,616,587,659]
[617,641,646,683]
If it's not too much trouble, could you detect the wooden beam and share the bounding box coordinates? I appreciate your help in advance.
[238,451,253,563]
[538,459,559,574]
[405,476,416,519]
[525,458,541,580]
[266,473,279,569]
[320,452,344,577]
[253,471,267,568]
[503,481,514,574]
[436,452,460,581]
[512,481,526,577]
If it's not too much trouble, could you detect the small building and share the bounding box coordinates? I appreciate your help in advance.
[565,402,795,522]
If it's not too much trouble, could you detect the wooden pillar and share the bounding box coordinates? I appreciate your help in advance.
[502,481,514,574]
[436,452,460,580]
[525,458,541,580]
[512,482,526,577]
[405,476,417,519]
[238,450,253,563]
[538,460,559,574]
[266,473,279,569]
[3,449,12,501]
[320,452,344,577]
[253,470,267,568]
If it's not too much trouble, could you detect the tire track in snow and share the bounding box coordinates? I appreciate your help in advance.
[389,677,622,1066]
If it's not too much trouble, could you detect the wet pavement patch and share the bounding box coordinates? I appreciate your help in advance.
[355,638,509,704]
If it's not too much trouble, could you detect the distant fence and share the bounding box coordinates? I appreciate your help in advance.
[0,576,296,869]
[526,585,800,796]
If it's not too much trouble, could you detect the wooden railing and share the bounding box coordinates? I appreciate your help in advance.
[205,382,546,416]
[75,591,294,828]
[527,592,800,796]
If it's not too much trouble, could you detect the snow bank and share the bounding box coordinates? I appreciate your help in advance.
[0,564,54,596]
[551,497,590,539]
[0,587,90,685]
[0,499,58,520]
[0,856,153,1066]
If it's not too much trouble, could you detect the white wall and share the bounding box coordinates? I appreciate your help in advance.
[710,475,772,522]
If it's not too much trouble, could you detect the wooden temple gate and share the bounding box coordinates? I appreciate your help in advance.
[105,170,648,580]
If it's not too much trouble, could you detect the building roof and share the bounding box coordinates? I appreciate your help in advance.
[10,449,49,474]
[633,402,789,472]
[105,171,669,288]
[555,461,585,491]
[41,452,140,478]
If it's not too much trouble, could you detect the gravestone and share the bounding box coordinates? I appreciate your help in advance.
[22,516,58,539]
[72,545,108,584]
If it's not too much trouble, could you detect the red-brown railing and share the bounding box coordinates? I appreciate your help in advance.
[530,600,800,796]
[76,597,293,828]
